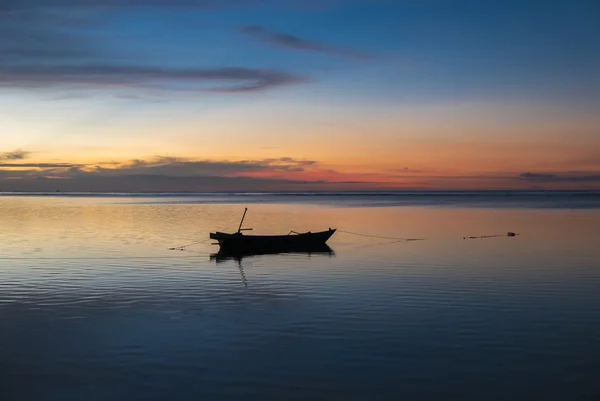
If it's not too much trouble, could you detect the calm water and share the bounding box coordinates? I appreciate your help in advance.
[1,194,600,401]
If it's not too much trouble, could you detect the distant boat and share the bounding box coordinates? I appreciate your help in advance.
[210,208,336,254]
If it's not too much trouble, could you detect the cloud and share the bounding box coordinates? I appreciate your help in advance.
[0,9,102,65]
[0,65,309,92]
[520,172,600,183]
[0,150,31,161]
[86,156,318,177]
[240,25,373,60]
[1,156,319,178]
[0,156,362,192]
[4,156,600,191]
[0,0,372,14]
[0,1,310,95]
[0,0,240,14]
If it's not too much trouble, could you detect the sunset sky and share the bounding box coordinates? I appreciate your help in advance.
[1,0,600,191]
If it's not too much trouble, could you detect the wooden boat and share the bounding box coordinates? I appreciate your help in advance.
[210,208,336,253]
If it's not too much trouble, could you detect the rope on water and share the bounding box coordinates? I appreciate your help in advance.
[344,238,415,251]
[463,232,518,240]
[0,255,207,261]
[168,238,211,251]
[337,229,424,242]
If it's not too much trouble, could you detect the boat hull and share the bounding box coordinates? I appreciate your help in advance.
[210,229,336,253]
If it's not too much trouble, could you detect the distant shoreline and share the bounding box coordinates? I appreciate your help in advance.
[1,190,600,197]
[2,190,600,210]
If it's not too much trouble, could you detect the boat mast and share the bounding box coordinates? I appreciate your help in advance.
[237,207,248,234]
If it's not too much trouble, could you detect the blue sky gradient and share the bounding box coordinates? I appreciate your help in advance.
[1,0,600,191]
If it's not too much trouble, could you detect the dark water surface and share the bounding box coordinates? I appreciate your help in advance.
[1,194,600,400]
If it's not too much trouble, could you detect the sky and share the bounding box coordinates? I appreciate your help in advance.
[1,0,600,191]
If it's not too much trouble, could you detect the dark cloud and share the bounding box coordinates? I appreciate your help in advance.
[0,65,309,92]
[85,156,318,177]
[0,1,310,94]
[0,149,31,161]
[0,0,237,14]
[240,25,373,60]
[1,156,318,178]
[0,8,104,65]
[520,172,600,183]
[0,0,369,14]
[4,158,600,191]
[0,156,337,192]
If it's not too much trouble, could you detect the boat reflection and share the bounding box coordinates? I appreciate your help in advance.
[209,244,335,264]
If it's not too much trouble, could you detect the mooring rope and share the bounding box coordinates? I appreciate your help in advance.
[0,230,521,261]
[0,255,207,261]
[168,238,211,251]
[337,229,424,242]
[463,232,518,240]
[338,229,518,242]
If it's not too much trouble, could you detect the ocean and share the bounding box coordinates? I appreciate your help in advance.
[1,192,600,401]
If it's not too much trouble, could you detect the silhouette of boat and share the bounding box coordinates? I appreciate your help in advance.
[210,208,336,254]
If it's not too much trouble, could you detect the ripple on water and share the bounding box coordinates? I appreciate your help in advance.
[1,199,600,401]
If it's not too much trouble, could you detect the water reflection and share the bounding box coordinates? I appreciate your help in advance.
[209,244,335,264]
[210,245,335,288]
[2,196,600,401]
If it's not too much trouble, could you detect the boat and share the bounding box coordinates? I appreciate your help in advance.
[210,208,336,254]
